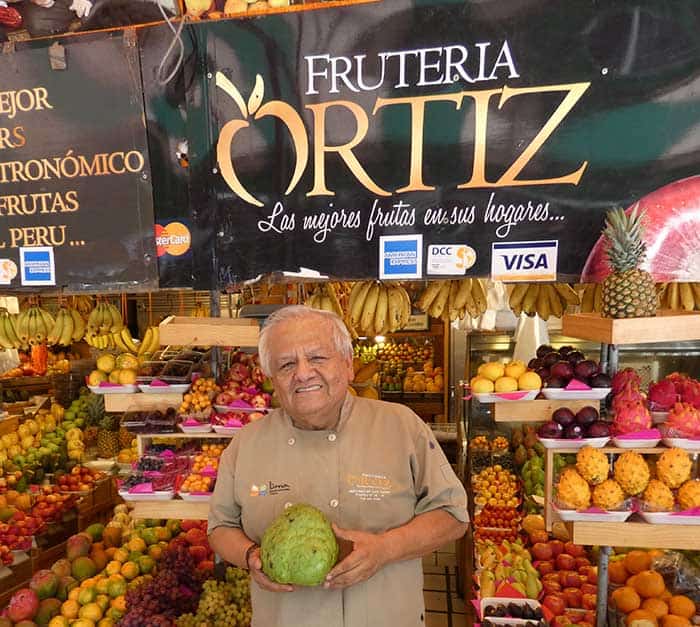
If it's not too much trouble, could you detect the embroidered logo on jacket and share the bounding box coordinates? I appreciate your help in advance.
[346,473,393,502]
[250,481,291,497]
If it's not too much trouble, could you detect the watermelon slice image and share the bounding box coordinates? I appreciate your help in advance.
[582,175,700,282]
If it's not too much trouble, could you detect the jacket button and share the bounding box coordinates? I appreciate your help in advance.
[287,437,295,446]
[329,499,339,508]
[328,433,336,442]
[284,502,292,509]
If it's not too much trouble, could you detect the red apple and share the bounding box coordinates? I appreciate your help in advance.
[584,610,596,624]
[543,595,566,617]
[566,611,584,624]
[530,530,550,544]
[581,583,597,596]
[559,571,582,588]
[564,588,583,608]
[553,616,571,627]
[549,540,565,557]
[543,580,562,594]
[537,560,555,576]
[532,543,553,561]
[587,568,597,585]
[575,557,591,570]
[556,553,577,571]
[582,593,597,610]
[565,542,586,558]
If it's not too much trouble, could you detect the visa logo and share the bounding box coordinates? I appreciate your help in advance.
[501,253,549,271]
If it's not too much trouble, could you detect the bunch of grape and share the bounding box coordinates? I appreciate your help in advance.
[176,567,252,627]
[120,546,204,626]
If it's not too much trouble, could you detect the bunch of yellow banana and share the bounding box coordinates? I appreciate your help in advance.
[509,282,581,320]
[305,283,344,318]
[47,307,86,347]
[190,302,209,317]
[72,294,94,317]
[657,282,700,311]
[348,281,412,336]
[137,325,161,356]
[86,302,124,339]
[416,278,488,321]
[579,283,603,313]
[14,305,55,346]
[0,310,22,350]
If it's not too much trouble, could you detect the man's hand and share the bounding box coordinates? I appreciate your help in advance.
[247,546,296,593]
[69,0,92,18]
[323,524,388,590]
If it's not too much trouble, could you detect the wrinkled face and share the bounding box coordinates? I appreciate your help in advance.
[266,316,353,430]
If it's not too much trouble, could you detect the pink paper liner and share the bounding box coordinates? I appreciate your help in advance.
[495,391,531,400]
[149,379,170,387]
[227,399,255,409]
[671,507,700,516]
[224,418,244,428]
[182,418,202,426]
[565,379,592,391]
[159,450,175,459]
[129,482,154,494]
[615,429,661,440]
[98,382,122,388]
[200,466,217,477]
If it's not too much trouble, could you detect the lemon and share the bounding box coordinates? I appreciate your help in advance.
[87,370,107,387]
[118,368,137,385]
[505,360,527,379]
[79,602,104,622]
[518,371,542,391]
[471,377,495,394]
[480,362,505,382]
[494,376,518,393]
[49,617,70,627]
[61,599,80,619]
[96,353,116,374]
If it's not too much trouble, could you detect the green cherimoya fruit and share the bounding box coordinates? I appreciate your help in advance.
[261,503,339,586]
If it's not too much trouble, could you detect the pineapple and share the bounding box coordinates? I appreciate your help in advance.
[97,414,120,459]
[601,205,657,318]
[119,421,133,450]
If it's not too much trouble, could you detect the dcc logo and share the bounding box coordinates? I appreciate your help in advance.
[429,245,476,270]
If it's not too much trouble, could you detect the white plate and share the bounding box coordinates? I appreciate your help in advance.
[639,511,700,525]
[179,423,213,433]
[612,437,661,448]
[473,390,539,403]
[554,508,632,522]
[88,385,138,395]
[537,436,610,449]
[178,492,212,502]
[139,384,190,394]
[214,405,270,414]
[662,437,700,452]
[117,489,175,501]
[212,426,241,435]
[541,387,611,400]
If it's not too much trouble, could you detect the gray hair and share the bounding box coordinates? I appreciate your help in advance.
[257,305,353,375]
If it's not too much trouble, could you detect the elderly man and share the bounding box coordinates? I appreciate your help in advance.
[208,305,468,627]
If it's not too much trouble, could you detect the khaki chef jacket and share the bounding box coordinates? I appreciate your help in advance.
[208,394,468,627]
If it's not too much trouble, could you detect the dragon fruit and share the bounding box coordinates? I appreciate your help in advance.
[666,372,690,394]
[666,402,700,438]
[611,382,646,414]
[613,401,652,435]
[647,379,678,411]
[680,378,700,409]
[611,368,642,395]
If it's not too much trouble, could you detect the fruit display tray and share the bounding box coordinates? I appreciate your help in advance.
[638,512,700,525]
[537,436,610,449]
[473,391,539,403]
[553,507,633,523]
[541,388,611,401]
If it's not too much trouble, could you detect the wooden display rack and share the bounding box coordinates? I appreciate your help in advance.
[493,399,596,422]
[129,499,209,520]
[562,311,700,345]
[104,392,184,413]
[566,520,700,550]
[159,316,259,347]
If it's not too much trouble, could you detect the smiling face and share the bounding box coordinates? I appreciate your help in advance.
[266,315,354,430]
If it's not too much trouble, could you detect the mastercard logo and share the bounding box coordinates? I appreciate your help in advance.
[155,222,191,257]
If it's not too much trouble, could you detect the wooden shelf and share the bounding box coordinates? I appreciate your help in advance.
[567,520,700,550]
[159,316,259,347]
[135,431,234,455]
[562,311,700,345]
[128,499,209,520]
[493,399,598,422]
[104,393,183,412]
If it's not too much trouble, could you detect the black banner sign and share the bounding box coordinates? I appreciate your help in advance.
[0,34,158,291]
[199,0,700,286]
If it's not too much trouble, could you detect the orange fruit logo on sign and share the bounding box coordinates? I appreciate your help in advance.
[155,222,191,257]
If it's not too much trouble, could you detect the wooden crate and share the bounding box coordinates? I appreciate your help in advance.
[35,515,78,550]
[562,311,700,345]
[0,415,19,436]
[31,540,68,573]
[78,501,115,532]
[159,316,259,347]
[104,392,183,413]
[92,478,114,508]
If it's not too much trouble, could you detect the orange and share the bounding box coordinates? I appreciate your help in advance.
[642,599,669,619]
[668,597,696,619]
[626,551,653,575]
[634,570,666,599]
[612,586,642,613]
[610,560,629,584]
[627,609,658,626]
[661,616,691,627]
[628,575,640,589]
[61,599,80,619]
